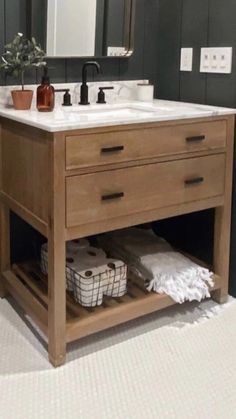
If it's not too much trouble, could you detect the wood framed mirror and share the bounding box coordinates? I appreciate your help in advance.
[28,0,136,58]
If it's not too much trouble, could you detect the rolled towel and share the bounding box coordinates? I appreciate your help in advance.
[143,251,214,303]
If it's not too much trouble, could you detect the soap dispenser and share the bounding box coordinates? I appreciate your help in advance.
[37,67,55,112]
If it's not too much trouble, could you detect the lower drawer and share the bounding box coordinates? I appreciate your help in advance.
[66,154,225,227]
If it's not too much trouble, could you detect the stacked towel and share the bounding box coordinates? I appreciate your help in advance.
[98,228,214,304]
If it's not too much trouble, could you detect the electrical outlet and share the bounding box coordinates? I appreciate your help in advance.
[200,47,233,74]
[180,48,193,72]
[107,47,126,57]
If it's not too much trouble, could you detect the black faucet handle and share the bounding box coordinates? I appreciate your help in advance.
[62,89,72,106]
[99,86,114,90]
[97,86,115,104]
[54,88,72,106]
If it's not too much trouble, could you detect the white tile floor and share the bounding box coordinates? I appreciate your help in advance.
[0,296,235,418]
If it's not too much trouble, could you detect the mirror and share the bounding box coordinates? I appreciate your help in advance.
[30,0,136,58]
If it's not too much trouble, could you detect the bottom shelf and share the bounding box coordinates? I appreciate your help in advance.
[2,260,221,344]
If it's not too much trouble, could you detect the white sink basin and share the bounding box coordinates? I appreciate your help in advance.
[46,102,207,128]
[62,104,156,121]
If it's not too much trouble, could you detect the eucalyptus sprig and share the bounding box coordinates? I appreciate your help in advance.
[0,33,46,90]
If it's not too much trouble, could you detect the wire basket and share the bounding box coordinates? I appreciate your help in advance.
[67,260,127,307]
[41,243,127,307]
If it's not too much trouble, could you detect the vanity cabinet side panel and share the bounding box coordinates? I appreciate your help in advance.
[0,120,51,227]
[213,114,235,302]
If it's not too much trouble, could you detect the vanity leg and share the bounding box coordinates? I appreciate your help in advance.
[0,204,10,298]
[48,237,66,367]
[47,134,66,367]
[212,116,234,304]
[212,206,231,304]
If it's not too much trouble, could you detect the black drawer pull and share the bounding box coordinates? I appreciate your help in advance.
[186,135,205,143]
[101,192,124,201]
[185,177,204,186]
[101,145,124,153]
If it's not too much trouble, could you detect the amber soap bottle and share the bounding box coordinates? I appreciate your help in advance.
[37,67,55,112]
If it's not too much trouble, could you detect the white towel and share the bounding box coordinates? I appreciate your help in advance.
[99,228,214,304]
[142,251,214,303]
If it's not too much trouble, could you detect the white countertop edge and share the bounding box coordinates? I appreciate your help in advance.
[0,99,235,132]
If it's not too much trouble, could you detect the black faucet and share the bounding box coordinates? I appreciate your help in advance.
[79,61,101,105]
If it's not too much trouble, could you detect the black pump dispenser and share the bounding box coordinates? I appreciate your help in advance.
[41,66,50,84]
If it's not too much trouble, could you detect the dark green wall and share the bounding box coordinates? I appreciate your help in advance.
[156,0,236,295]
[0,0,159,86]
[157,0,236,107]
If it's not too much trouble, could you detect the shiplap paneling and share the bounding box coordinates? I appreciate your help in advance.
[143,0,159,90]
[156,0,182,100]
[5,0,27,43]
[0,0,4,85]
[4,0,37,85]
[180,0,209,104]
[206,0,236,108]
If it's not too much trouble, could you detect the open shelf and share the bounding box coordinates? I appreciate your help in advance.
[2,260,221,344]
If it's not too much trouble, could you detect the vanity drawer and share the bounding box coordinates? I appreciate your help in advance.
[66,154,225,227]
[65,120,226,170]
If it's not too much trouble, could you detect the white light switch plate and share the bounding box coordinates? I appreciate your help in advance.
[180,48,193,72]
[200,47,233,74]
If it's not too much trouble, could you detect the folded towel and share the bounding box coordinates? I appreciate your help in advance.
[99,229,171,280]
[99,228,214,304]
[66,238,90,253]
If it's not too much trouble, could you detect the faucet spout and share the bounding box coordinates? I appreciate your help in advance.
[80,61,101,105]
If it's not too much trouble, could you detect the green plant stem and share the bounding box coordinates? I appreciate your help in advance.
[21,71,24,90]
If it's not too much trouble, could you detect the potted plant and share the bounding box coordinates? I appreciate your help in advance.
[0,33,46,110]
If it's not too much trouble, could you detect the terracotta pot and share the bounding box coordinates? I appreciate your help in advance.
[11,90,33,110]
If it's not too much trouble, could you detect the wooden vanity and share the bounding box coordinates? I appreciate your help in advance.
[0,113,234,366]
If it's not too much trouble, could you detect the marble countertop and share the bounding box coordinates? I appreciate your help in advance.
[0,99,235,132]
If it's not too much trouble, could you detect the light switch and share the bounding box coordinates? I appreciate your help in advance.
[180,48,193,72]
[200,47,233,74]
[211,53,218,70]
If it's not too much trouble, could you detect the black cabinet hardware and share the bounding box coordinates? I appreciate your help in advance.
[101,145,124,153]
[101,192,124,201]
[185,177,204,185]
[186,135,205,143]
